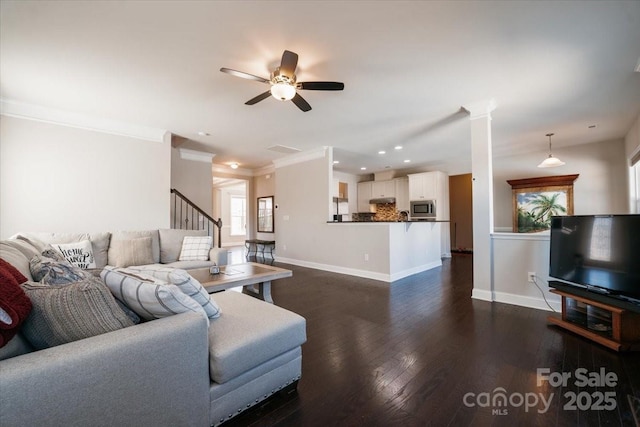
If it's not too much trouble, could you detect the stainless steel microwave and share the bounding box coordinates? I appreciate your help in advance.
[410,200,436,219]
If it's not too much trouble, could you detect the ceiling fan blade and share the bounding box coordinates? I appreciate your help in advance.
[245,91,272,105]
[291,93,311,112]
[299,81,345,91]
[279,50,298,78]
[220,68,269,84]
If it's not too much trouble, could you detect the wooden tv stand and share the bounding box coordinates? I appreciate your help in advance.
[548,289,640,352]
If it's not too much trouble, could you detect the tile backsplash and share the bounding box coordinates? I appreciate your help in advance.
[374,203,399,221]
[352,203,409,222]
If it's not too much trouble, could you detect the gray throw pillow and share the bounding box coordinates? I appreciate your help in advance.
[29,255,87,285]
[108,237,154,268]
[20,277,135,350]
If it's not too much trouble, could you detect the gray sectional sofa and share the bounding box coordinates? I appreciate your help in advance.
[0,230,307,426]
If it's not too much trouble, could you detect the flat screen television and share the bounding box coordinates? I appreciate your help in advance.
[549,215,640,305]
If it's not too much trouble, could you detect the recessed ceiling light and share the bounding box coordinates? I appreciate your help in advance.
[230,162,239,169]
[403,159,411,163]
[395,146,403,150]
[378,150,386,155]
[333,160,340,164]
[198,131,210,136]
[360,167,367,170]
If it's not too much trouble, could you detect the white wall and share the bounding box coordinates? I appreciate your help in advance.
[254,172,275,241]
[492,233,561,311]
[170,147,213,216]
[0,116,170,238]
[493,138,628,231]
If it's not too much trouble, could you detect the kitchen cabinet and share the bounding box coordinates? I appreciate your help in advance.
[395,177,409,211]
[371,180,395,199]
[357,181,375,212]
[408,171,451,257]
[408,172,439,200]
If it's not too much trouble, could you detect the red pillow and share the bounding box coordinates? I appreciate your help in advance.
[0,260,32,348]
[0,258,28,285]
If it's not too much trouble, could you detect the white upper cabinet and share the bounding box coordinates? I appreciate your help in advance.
[371,180,396,199]
[395,177,409,211]
[408,172,438,200]
[357,181,374,212]
[408,171,449,220]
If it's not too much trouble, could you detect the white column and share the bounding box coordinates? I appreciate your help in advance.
[463,99,496,301]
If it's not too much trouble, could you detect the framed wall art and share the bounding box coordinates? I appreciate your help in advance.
[507,174,579,233]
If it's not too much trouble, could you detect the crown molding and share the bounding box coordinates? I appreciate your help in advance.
[178,148,215,163]
[253,163,276,176]
[0,99,167,143]
[272,146,329,169]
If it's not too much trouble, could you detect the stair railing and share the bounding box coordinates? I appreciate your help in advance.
[170,188,222,248]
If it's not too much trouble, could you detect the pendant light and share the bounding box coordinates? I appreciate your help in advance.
[537,133,565,168]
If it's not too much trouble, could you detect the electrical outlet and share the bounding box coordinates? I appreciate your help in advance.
[364,253,369,261]
[528,272,536,283]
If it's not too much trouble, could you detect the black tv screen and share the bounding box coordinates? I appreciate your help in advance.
[549,215,640,301]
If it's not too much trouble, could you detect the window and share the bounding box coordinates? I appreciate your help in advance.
[589,217,612,262]
[230,196,246,236]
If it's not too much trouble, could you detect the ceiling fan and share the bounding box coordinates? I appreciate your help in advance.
[220,50,344,112]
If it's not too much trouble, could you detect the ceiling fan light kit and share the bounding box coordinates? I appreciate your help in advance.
[271,82,296,101]
[537,133,565,168]
[220,50,344,112]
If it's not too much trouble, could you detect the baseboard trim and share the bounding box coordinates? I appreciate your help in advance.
[389,260,442,282]
[493,291,561,312]
[471,288,493,302]
[274,257,441,283]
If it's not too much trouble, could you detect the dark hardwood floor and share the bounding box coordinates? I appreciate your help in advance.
[226,253,640,427]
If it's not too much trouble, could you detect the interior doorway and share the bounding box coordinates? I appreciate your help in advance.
[449,173,473,253]
[212,177,249,248]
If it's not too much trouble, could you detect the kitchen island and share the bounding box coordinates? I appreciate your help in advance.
[276,220,443,282]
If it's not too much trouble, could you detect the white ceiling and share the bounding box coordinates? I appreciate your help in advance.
[1,1,639,176]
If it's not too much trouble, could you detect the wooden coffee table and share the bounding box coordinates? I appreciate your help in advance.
[188,262,292,304]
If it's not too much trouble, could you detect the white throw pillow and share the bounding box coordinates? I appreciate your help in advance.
[178,236,212,261]
[125,265,221,319]
[52,240,96,269]
[100,267,208,324]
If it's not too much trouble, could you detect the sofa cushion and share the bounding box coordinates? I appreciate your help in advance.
[51,240,97,269]
[17,232,111,269]
[100,267,208,323]
[110,230,160,264]
[164,260,217,270]
[0,333,33,360]
[29,255,88,286]
[158,229,208,263]
[0,243,33,281]
[207,291,306,384]
[179,236,213,261]
[0,260,32,348]
[108,237,154,268]
[125,265,221,319]
[20,277,135,350]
